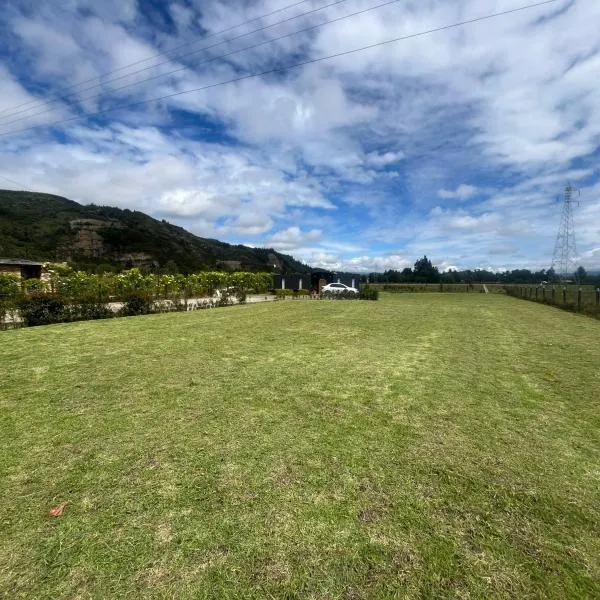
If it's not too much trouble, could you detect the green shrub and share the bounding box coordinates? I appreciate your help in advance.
[21,278,48,294]
[0,275,22,328]
[214,288,235,307]
[322,290,359,300]
[0,274,21,298]
[321,287,378,301]
[234,287,247,304]
[70,302,114,321]
[274,289,310,298]
[359,286,379,301]
[119,294,153,317]
[19,294,67,327]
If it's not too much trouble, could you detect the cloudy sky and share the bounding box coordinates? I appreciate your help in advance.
[0,0,599,272]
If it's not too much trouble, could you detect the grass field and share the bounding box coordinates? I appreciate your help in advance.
[1,294,599,599]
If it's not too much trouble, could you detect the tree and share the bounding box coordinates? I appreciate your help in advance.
[413,256,440,283]
[575,266,587,284]
[400,268,413,282]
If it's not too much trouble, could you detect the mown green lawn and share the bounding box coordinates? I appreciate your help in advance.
[1,293,599,599]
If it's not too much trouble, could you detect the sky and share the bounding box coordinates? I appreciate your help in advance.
[0,0,599,273]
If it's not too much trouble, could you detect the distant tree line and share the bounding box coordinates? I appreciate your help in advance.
[368,257,600,286]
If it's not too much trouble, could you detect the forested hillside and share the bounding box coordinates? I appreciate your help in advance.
[0,190,309,273]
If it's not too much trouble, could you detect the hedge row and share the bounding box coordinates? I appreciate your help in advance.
[1,269,273,302]
[0,269,273,328]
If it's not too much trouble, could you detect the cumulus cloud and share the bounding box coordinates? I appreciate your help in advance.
[366,150,404,167]
[283,251,413,273]
[438,184,479,200]
[265,226,322,251]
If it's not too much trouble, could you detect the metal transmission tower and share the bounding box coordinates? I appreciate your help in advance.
[550,183,581,282]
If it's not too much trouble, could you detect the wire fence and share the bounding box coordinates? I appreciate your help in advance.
[504,285,600,319]
[369,282,600,320]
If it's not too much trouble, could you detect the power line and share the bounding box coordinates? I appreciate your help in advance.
[0,0,558,139]
[0,173,30,190]
[0,0,407,129]
[0,0,355,124]
[0,0,317,118]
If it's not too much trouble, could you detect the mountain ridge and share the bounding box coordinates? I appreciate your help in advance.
[0,190,311,274]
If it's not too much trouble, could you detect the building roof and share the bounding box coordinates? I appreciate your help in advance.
[0,258,44,266]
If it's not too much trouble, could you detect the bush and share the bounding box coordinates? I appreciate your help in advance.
[321,287,379,301]
[234,287,247,304]
[214,288,235,307]
[119,294,153,317]
[0,273,21,298]
[19,294,67,327]
[0,275,22,328]
[274,288,309,297]
[322,290,360,300]
[359,286,379,301]
[70,302,114,321]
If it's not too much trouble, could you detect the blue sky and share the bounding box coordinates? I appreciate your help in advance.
[0,0,599,272]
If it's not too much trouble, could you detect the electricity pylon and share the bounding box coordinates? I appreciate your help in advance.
[550,183,580,283]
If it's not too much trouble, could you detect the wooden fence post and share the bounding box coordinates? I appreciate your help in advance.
[597,288,600,307]
[577,288,582,311]
[535,287,538,299]
[552,287,555,303]
[542,287,546,301]
[562,287,567,305]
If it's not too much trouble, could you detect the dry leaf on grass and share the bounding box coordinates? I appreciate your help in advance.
[48,502,68,517]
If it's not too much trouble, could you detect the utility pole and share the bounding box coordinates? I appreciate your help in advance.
[550,183,581,283]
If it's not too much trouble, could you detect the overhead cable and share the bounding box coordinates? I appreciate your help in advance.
[0,0,558,139]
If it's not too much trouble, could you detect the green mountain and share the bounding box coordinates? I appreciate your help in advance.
[0,190,310,274]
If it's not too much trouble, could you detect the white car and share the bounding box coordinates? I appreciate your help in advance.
[322,283,359,294]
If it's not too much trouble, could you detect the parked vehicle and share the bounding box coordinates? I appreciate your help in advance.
[321,283,359,294]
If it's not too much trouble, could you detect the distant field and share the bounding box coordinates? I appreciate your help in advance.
[369,282,505,293]
[1,294,599,599]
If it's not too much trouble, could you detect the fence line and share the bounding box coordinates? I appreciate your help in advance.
[370,283,505,293]
[504,285,600,319]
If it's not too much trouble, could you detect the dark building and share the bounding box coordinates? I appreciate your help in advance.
[0,258,44,279]
[273,273,310,291]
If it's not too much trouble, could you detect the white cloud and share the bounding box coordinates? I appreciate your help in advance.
[265,226,322,251]
[429,206,500,232]
[366,150,404,167]
[169,3,195,31]
[438,184,478,200]
[289,251,413,273]
[343,254,413,273]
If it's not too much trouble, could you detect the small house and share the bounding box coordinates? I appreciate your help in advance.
[0,258,44,280]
